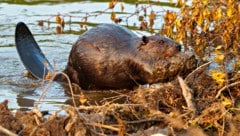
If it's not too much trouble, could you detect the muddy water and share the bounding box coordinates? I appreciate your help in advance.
[0,0,179,111]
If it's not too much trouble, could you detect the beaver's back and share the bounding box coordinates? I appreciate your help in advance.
[77,24,140,51]
[64,24,143,89]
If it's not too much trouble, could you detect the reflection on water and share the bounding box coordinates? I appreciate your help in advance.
[0,0,178,111]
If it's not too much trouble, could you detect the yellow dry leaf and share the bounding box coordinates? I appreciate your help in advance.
[216,45,222,50]
[149,19,154,27]
[211,71,226,79]
[166,11,176,21]
[195,38,201,45]
[55,15,62,24]
[196,44,204,53]
[38,20,44,26]
[214,54,225,63]
[192,8,199,16]
[237,33,240,41]
[215,45,223,50]
[228,0,234,4]
[166,26,173,37]
[210,70,226,87]
[61,19,65,29]
[140,21,148,30]
[177,0,182,5]
[221,96,232,107]
[149,11,155,21]
[138,16,144,21]
[202,0,208,6]
[217,65,225,69]
[110,12,116,21]
[203,9,210,18]
[169,111,174,117]
[216,8,222,21]
[222,33,230,44]
[79,23,83,28]
[238,4,240,13]
[227,8,233,18]
[120,3,124,12]
[175,34,183,42]
[56,26,61,34]
[197,14,203,26]
[79,93,87,104]
[109,1,114,9]
[45,72,53,79]
[232,17,238,24]
[226,21,234,32]
[175,19,181,28]
[214,45,224,62]
[233,41,239,52]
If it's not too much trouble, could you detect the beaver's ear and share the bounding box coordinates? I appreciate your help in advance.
[142,36,149,44]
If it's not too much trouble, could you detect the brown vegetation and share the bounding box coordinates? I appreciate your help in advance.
[1,64,240,135]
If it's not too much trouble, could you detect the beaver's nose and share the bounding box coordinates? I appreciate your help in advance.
[176,43,182,51]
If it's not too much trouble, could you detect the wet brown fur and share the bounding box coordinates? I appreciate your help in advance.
[63,24,182,90]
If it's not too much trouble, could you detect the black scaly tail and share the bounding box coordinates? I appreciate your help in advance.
[15,22,53,79]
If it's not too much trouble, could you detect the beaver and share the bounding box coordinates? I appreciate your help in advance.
[15,22,197,90]
[60,24,197,90]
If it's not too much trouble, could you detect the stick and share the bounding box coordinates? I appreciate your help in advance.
[215,81,240,99]
[86,123,120,132]
[0,125,17,136]
[185,61,212,81]
[36,71,77,109]
[177,76,196,113]
[77,103,146,111]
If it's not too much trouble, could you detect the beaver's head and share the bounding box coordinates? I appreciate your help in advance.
[137,35,181,59]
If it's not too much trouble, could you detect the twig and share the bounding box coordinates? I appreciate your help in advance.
[77,103,147,111]
[215,81,240,99]
[38,1,118,26]
[56,71,77,108]
[221,115,225,136]
[0,125,17,136]
[35,71,77,110]
[100,93,128,104]
[177,76,196,114]
[169,126,176,136]
[86,122,120,132]
[185,61,212,81]
[126,119,163,124]
[32,109,43,125]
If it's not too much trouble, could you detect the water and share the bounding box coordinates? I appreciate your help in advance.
[0,0,179,111]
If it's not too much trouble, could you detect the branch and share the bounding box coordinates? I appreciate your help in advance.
[185,61,212,81]
[177,76,196,114]
[0,125,17,136]
[86,123,120,132]
[215,81,240,99]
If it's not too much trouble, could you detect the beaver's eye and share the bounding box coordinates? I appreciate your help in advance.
[159,40,165,44]
[141,36,149,45]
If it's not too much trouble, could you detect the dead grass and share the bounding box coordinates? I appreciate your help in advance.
[0,64,240,136]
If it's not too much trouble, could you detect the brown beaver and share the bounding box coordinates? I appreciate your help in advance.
[60,24,197,90]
